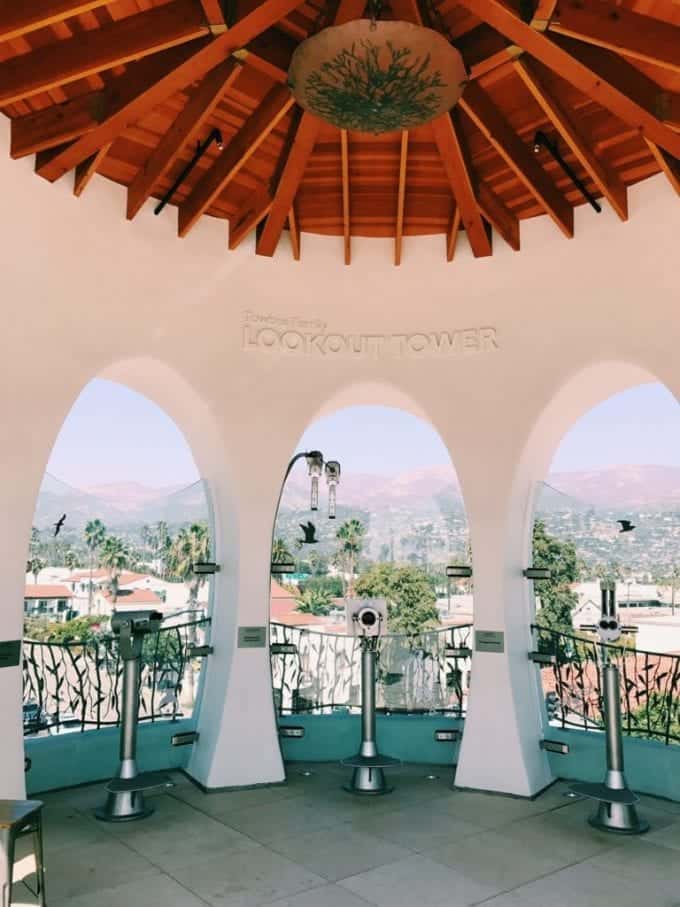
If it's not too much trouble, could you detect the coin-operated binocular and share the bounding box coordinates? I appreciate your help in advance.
[569,581,648,834]
[341,600,401,795]
[96,610,172,822]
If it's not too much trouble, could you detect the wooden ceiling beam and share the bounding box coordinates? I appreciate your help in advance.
[341,129,351,265]
[454,0,680,160]
[73,142,111,197]
[645,140,680,197]
[0,1,209,107]
[395,130,408,266]
[178,83,295,236]
[256,0,366,257]
[34,0,306,181]
[431,110,492,257]
[461,81,574,237]
[288,205,301,260]
[228,186,272,249]
[514,56,628,221]
[199,0,228,34]
[11,92,106,159]
[127,58,241,220]
[256,112,322,256]
[446,205,461,262]
[548,1,680,76]
[477,183,520,251]
[35,40,211,180]
[0,0,110,43]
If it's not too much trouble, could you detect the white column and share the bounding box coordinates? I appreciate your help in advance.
[187,473,284,788]
[454,477,553,797]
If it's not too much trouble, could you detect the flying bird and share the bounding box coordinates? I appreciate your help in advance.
[299,521,318,544]
[617,520,636,533]
[53,514,67,537]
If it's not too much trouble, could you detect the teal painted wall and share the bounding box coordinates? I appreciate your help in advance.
[24,719,195,795]
[545,727,680,803]
[278,713,462,765]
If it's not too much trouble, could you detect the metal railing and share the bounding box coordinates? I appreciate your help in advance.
[22,618,210,735]
[534,627,680,746]
[270,622,473,716]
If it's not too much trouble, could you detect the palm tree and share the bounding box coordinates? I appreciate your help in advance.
[336,518,366,598]
[272,537,293,564]
[64,549,80,571]
[28,556,46,584]
[156,521,169,579]
[84,519,106,614]
[167,523,210,609]
[99,535,130,607]
[167,523,211,704]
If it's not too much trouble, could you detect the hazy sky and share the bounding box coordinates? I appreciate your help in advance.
[46,379,679,488]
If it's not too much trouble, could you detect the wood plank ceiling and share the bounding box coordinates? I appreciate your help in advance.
[1,0,679,263]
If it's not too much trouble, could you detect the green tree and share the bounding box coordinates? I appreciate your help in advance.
[27,556,46,584]
[25,615,101,643]
[84,519,106,614]
[295,587,333,616]
[532,520,579,650]
[64,549,80,571]
[300,575,344,598]
[272,537,293,564]
[167,523,211,608]
[354,563,440,635]
[99,535,130,606]
[336,518,366,598]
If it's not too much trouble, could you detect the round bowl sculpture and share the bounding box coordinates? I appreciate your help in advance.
[288,19,468,134]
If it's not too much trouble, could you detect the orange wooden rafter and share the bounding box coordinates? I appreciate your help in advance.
[395,131,409,266]
[431,112,492,258]
[288,205,301,260]
[477,183,520,252]
[0,1,209,107]
[229,186,272,249]
[73,142,111,197]
[256,0,367,257]
[548,1,680,76]
[455,0,680,160]
[446,205,461,262]
[341,129,351,265]
[646,140,680,198]
[178,83,295,237]
[0,0,110,43]
[34,0,307,182]
[514,56,628,222]
[460,81,574,238]
[127,58,241,220]
[199,0,228,34]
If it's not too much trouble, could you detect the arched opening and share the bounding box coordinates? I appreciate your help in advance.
[22,377,215,791]
[527,375,680,795]
[268,400,473,768]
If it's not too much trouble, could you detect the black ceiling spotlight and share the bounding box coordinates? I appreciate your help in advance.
[532,130,602,213]
[154,128,224,216]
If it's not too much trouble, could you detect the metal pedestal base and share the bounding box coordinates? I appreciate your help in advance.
[95,770,171,823]
[341,754,401,796]
[569,779,649,836]
[95,791,154,823]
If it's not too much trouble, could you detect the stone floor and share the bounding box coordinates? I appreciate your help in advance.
[10,763,680,907]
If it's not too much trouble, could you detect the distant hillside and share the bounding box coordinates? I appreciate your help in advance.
[542,465,680,511]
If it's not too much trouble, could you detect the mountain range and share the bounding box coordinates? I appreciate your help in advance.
[32,465,680,536]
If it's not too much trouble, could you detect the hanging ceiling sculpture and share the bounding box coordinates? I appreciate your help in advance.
[0,0,679,267]
[288,19,467,133]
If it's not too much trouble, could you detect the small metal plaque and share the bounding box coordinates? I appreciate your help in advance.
[0,640,20,668]
[475,630,504,654]
[238,626,267,648]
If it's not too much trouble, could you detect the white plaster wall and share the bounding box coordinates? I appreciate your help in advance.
[0,114,679,805]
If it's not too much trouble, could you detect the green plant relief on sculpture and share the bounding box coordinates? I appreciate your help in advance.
[298,40,448,133]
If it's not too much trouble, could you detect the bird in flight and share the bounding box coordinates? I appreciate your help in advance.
[299,521,318,544]
[53,514,67,537]
[617,520,636,533]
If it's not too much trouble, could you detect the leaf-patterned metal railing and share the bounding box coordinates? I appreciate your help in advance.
[22,618,210,735]
[270,622,473,716]
[534,626,680,746]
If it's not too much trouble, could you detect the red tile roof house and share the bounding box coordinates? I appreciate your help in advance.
[23,585,74,622]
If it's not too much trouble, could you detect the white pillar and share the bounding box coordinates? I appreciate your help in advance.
[455,477,553,797]
[187,473,284,788]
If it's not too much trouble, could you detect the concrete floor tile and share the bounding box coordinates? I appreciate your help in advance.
[51,872,209,907]
[339,853,499,907]
[167,843,326,906]
[266,825,412,881]
[266,882,375,906]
